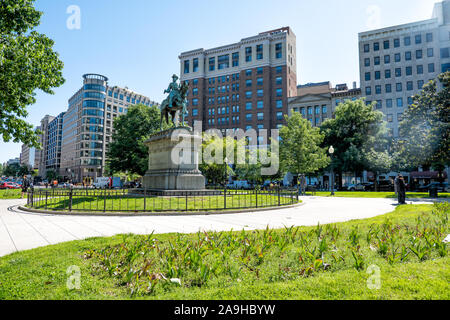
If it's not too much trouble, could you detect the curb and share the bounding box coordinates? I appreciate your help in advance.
[17,202,304,217]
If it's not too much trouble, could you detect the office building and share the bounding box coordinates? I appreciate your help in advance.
[60,74,155,183]
[44,112,65,175]
[359,0,450,136]
[288,82,361,127]
[37,115,55,177]
[179,27,297,135]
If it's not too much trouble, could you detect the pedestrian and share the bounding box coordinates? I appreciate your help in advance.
[397,175,407,204]
[21,175,29,199]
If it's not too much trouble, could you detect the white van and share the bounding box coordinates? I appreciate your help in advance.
[93,177,111,189]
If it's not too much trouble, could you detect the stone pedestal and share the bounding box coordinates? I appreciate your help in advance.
[143,127,205,190]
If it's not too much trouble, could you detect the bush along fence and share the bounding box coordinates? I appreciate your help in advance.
[26,188,299,213]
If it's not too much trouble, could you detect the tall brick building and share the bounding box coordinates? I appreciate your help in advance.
[179,27,297,135]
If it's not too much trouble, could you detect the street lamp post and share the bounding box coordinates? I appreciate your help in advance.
[329,146,335,196]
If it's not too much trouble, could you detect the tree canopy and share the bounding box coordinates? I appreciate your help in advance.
[280,112,329,177]
[0,0,65,147]
[106,104,161,176]
[398,71,450,172]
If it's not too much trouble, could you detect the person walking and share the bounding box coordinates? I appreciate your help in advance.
[21,175,29,199]
[397,175,407,204]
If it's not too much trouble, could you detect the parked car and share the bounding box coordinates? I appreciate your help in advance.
[417,182,449,192]
[347,182,374,191]
[0,182,20,189]
[377,180,394,191]
[227,180,252,190]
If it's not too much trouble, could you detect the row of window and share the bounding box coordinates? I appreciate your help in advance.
[367,97,413,109]
[365,80,426,95]
[364,64,435,81]
[184,43,283,73]
[363,33,434,53]
[106,91,151,105]
[293,105,328,115]
[364,48,434,66]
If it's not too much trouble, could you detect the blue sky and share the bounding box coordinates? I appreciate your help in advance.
[0,0,437,163]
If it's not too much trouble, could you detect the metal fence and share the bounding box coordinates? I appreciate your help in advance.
[26,188,299,213]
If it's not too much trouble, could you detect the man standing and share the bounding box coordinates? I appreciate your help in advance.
[21,175,29,199]
[397,175,407,205]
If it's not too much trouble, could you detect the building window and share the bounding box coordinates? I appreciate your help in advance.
[322,105,327,113]
[384,55,390,64]
[418,80,424,89]
[383,40,390,49]
[426,32,433,42]
[218,54,229,70]
[365,72,371,81]
[276,112,283,120]
[394,38,400,48]
[407,81,413,91]
[375,85,381,94]
[385,84,392,93]
[257,89,263,97]
[246,69,252,77]
[184,60,190,74]
[232,52,239,67]
[386,99,392,108]
[385,69,391,78]
[276,77,282,85]
[276,89,283,97]
[364,58,370,67]
[405,51,411,61]
[245,47,252,62]
[257,78,263,86]
[395,68,401,77]
[256,44,263,60]
[246,79,252,87]
[193,79,198,86]
[395,53,401,62]
[373,42,379,51]
[404,36,411,46]
[246,91,252,99]
[192,88,198,96]
[406,66,412,76]
[192,109,198,116]
[374,71,380,80]
[257,67,263,74]
[275,43,282,58]
[257,101,263,109]
[209,57,215,71]
[257,112,264,121]
[276,100,283,109]
[407,97,413,105]
[246,114,252,121]
[387,114,393,122]
[441,47,450,58]
[427,48,434,57]
[364,44,370,52]
[276,66,282,74]
[396,83,402,92]
[415,34,422,44]
[376,100,382,109]
[365,86,372,95]
[397,98,403,107]
[428,63,435,73]
[374,56,380,65]
[245,102,252,110]
[416,49,423,59]
[192,99,198,106]
[193,58,199,72]
[417,65,423,74]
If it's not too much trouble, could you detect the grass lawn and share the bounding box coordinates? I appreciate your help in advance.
[0,189,22,199]
[0,203,448,300]
[28,191,297,212]
[307,191,450,199]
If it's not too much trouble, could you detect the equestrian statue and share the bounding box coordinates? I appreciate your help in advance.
[160,74,189,129]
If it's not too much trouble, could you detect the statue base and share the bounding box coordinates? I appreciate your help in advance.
[143,127,206,191]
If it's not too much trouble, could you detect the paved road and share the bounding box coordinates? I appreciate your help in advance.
[0,197,438,257]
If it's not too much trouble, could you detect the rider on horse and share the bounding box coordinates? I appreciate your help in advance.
[164,74,180,108]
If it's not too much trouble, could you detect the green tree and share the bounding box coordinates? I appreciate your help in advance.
[46,169,58,181]
[3,163,20,177]
[280,112,329,187]
[321,99,386,189]
[399,71,450,176]
[0,0,65,147]
[106,104,161,176]
[17,164,30,177]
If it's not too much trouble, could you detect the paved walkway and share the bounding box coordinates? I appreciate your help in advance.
[0,197,439,257]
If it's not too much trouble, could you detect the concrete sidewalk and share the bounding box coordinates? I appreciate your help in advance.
[0,196,435,257]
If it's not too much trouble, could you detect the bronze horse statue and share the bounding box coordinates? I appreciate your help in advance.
[160,79,189,129]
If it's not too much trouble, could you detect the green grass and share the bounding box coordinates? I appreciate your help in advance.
[307,191,450,198]
[0,189,22,199]
[0,203,448,300]
[28,191,298,212]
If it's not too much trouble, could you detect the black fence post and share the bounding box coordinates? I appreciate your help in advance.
[144,188,146,212]
[45,191,48,210]
[185,192,188,211]
[68,188,73,212]
[224,186,227,210]
[104,188,107,212]
[30,188,34,207]
[278,186,281,206]
[255,188,258,208]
